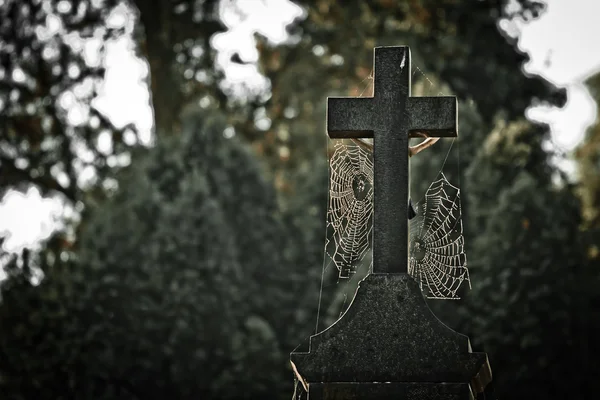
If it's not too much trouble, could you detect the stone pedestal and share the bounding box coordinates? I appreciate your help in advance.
[291,274,491,400]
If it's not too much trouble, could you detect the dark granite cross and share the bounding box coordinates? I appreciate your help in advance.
[291,46,491,400]
[327,46,457,274]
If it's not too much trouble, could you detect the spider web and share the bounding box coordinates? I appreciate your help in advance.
[409,173,470,299]
[324,141,470,298]
[325,141,374,278]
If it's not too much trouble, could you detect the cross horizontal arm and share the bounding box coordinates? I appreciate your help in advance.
[407,96,458,137]
[327,97,374,138]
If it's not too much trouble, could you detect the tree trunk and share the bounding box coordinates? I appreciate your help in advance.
[132,0,225,137]
[133,0,183,137]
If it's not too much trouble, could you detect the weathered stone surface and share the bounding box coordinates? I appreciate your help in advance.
[291,274,491,398]
[407,97,457,136]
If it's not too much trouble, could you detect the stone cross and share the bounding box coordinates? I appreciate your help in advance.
[291,46,491,400]
[327,46,457,274]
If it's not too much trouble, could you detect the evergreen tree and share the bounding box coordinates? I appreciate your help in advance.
[452,118,600,399]
[0,110,310,399]
[575,72,600,229]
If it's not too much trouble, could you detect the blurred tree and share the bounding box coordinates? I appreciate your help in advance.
[0,0,134,203]
[0,0,567,248]
[448,118,600,399]
[575,72,600,229]
[0,0,567,209]
[0,110,314,399]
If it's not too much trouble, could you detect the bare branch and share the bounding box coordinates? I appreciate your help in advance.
[409,137,440,157]
[351,138,373,152]
[351,134,441,157]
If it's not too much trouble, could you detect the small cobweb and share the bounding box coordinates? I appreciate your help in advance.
[325,141,374,278]
[409,173,470,299]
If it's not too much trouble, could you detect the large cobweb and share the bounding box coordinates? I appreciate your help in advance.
[325,142,470,298]
[325,141,374,278]
[408,173,470,299]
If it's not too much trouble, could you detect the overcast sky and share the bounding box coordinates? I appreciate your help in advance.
[1,0,600,265]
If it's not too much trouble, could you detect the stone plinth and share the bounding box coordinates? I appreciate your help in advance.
[291,274,491,400]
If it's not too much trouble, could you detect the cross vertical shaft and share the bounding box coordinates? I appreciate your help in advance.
[372,47,410,274]
[326,46,458,274]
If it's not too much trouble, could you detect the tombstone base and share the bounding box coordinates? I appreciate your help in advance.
[308,382,473,400]
[291,274,491,399]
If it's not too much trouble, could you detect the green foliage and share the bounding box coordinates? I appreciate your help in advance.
[576,72,600,228]
[0,0,130,203]
[445,120,600,399]
[0,111,315,398]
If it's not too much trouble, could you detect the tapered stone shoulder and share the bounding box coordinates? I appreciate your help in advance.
[291,274,490,392]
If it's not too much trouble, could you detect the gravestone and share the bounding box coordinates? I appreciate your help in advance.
[290,46,491,400]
